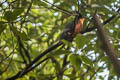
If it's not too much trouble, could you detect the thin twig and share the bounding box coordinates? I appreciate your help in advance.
[89,63,105,80]
[81,7,120,34]
[0,52,14,75]
[42,0,77,16]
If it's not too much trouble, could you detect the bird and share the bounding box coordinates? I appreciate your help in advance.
[60,13,85,42]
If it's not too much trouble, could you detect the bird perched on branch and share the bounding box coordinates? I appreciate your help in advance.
[60,12,85,42]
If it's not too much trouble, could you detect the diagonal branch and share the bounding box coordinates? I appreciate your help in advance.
[42,0,75,16]
[81,7,120,34]
[93,14,120,75]
[18,36,31,64]
[6,57,50,80]
[6,42,63,80]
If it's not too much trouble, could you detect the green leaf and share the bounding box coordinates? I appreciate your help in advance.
[54,60,61,73]
[117,31,120,39]
[34,0,47,6]
[61,39,72,46]
[48,50,70,57]
[70,54,81,70]
[11,26,28,41]
[13,9,24,17]
[54,0,60,3]
[95,37,102,49]
[80,55,93,68]
[4,9,23,22]
[75,34,86,49]
[20,31,28,41]
[0,22,7,35]
[4,11,15,22]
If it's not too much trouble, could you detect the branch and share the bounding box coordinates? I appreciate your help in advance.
[10,23,31,64]
[0,48,13,64]
[6,57,49,80]
[93,14,120,75]
[0,54,13,75]
[89,63,105,80]
[24,0,33,18]
[18,36,30,64]
[6,42,63,80]
[23,42,63,72]
[42,0,75,16]
[62,55,68,68]
[81,7,120,34]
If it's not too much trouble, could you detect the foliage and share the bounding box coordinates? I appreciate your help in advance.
[0,0,120,80]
